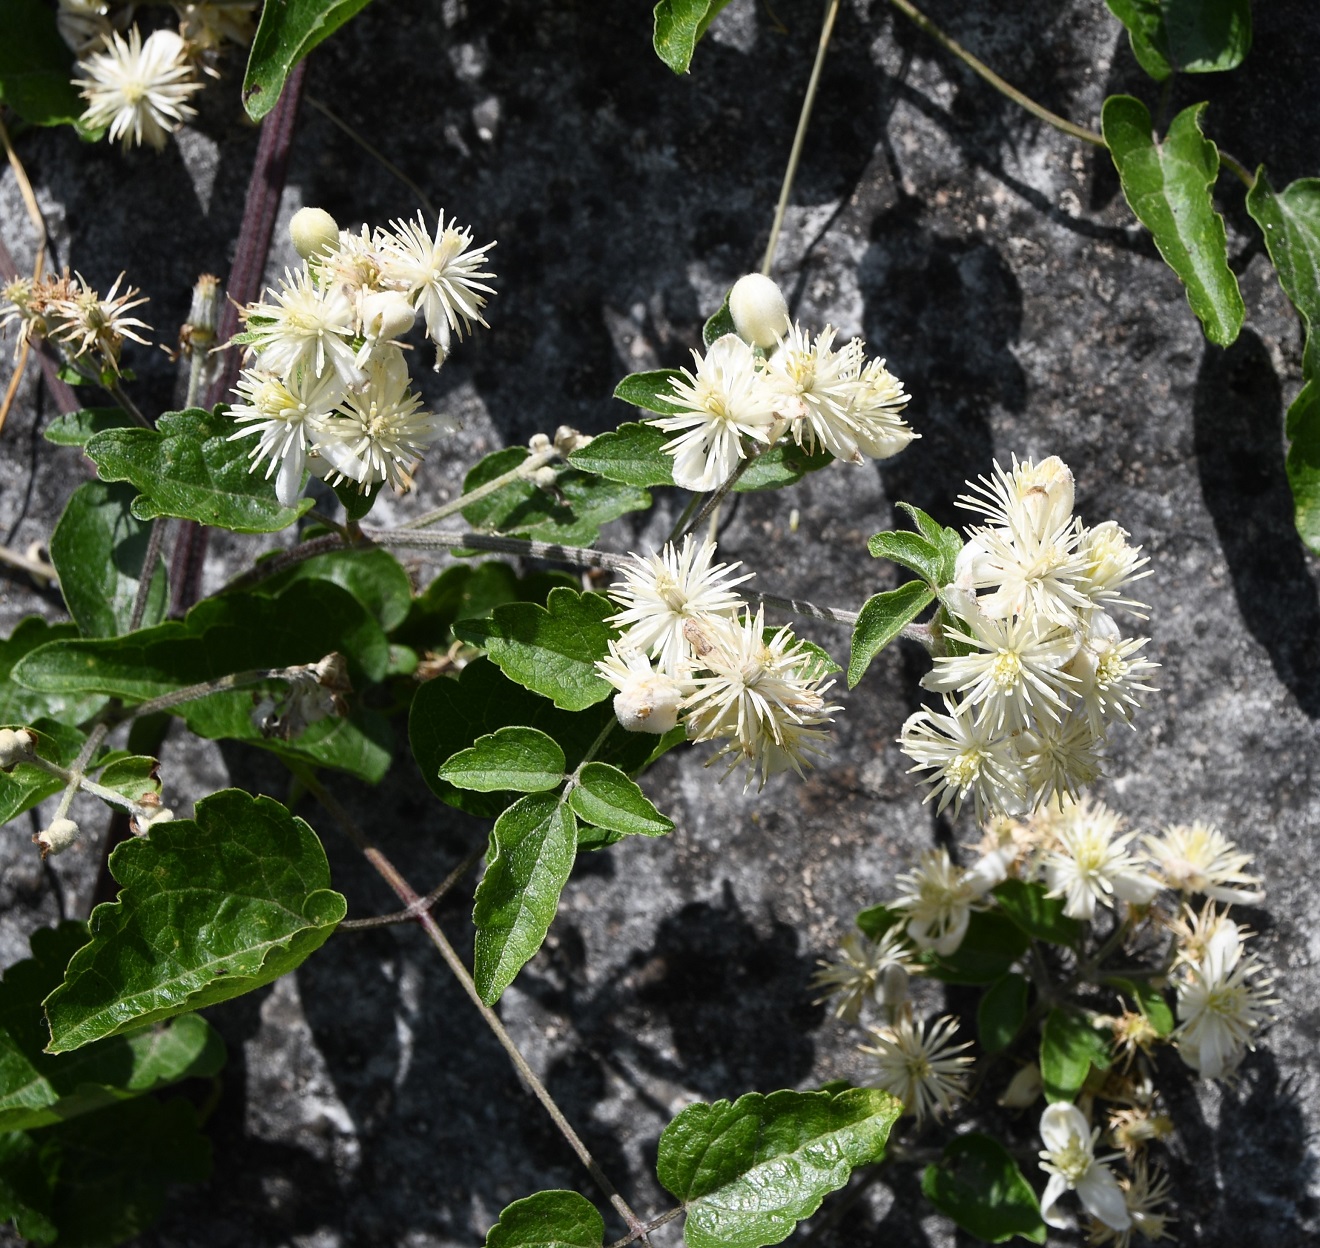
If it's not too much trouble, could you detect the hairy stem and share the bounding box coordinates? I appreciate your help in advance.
[398,447,560,531]
[338,844,485,931]
[606,1208,684,1248]
[129,519,168,632]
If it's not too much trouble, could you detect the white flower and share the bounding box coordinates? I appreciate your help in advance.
[1038,1102,1130,1232]
[763,323,867,462]
[898,697,1028,821]
[316,349,454,493]
[242,266,365,388]
[728,273,789,349]
[1077,520,1151,617]
[596,643,690,735]
[1165,899,1237,968]
[1174,918,1275,1080]
[605,535,751,676]
[861,1014,973,1125]
[57,0,116,54]
[955,519,1091,629]
[848,357,915,461]
[1066,610,1158,735]
[811,928,917,1023]
[650,334,778,491]
[44,270,152,369]
[959,456,1076,542]
[1042,796,1160,921]
[890,845,1006,956]
[380,212,496,364]
[75,27,201,152]
[1085,1156,1174,1248]
[1013,711,1105,809]
[1142,821,1264,905]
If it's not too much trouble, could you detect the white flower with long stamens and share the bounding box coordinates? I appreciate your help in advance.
[1078,520,1151,617]
[316,223,389,301]
[849,356,916,460]
[1165,899,1238,968]
[45,271,152,369]
[1086,1156,1175,1248]
[316,350,454,493]
[1038,1102,1131,1233]
[811,928,917,1023]
[243,266,365,388]
[763,323,867,461]
[899,696,1029,821]
[1142,821,1264,905]
[861,1014,973,1126]
[228,364,346,507]
[606,535,751,676]
[959,456,1077,542]
[956,518,1092,629]
[380,212,496,365]
[75,27,201,152]
[1042,796,1160,921]
[649,334,778,492]
[890,845,1007,956]
[1013,711,1105,808]
[922,609,1077,733]
[1067,611,1159,734]
[1174,917,1276,1080]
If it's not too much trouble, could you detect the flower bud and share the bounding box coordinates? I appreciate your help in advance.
[997,1062,1043,1108]
[360,290,416,343]
[289,207,340,261]
[133,805,176,835]
[530,466,559,489]
[36,817,80,857]
[729,273,790,349]
[0,727,36,770]
[613,673,685,734]
[554,425,592,455]
[527,432,553,454]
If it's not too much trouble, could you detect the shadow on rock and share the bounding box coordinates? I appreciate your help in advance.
[1192,330,1320,716]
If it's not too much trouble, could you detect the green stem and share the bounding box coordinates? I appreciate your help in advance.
[398,447,560,531]
[49,722,109,823]
[104,378,153,429]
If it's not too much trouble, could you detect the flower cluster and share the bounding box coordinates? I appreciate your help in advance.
[648,274,915,492]
[900,456,1156,820]
[1,269,151,372]
[65,2,257,151]
[228,206,495,508]
[595,536,839,790]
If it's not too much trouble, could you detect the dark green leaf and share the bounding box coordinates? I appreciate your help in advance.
[1283,380,1320,550]
[0,0,82,127]
[1040,1008,1113,1103]
[0,618,107,728]
[486,1191,604,1248]
[736,441,833,491]
[895,501,963,582]
[472,793,577,1004]
[866,530,946,587]
[993,879,1082,946]
[925,910,1029,985]
[568,763,672,837]
[855,904,903,941]
[50,482,169,638]
[332,478,383,523]
[977,973,1030,1055]
[0,719,86,829]
[85,407,312,534]
[1246,171,1320,380]
[653,0,734,75]
[93,755,162,805]
[409,660,660,818]
[455,588,614,711]
[612,371,687,416]
[439,726,567,793]
[921,1133,1047,1244]
[0,1130,57,1243]
[657,1088,902,1248]
[847,581,935,688]
[251,546,413,631]
[1105,0,1251,79]
[1101,96,1244,346]
[44,790,346,1052]
[0,924,224,1132]
[703,289,737,347]
[1105,977,1175,1037]
[43,409,135,449]
[243,0,374,120]
[569,421,676,487]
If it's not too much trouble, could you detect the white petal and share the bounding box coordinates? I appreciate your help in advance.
[1076,1162,1131,1231]
[1040,1172,1070,1229]
[1112,869,1162,905]
[1040,1101,1089,1153]
[930,906,971,957]
[275,441,305,508]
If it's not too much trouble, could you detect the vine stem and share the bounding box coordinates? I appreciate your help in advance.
[606,1207,684,1248]
[398,447,560,530]
[297,771,651,1244]
[762,0,843,275]
[129,519,167,631]
[338,844,485,931]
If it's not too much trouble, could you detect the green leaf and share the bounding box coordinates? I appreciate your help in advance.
[866,530,946,587]
[570,421,676,487]
[921,1133,1047,1245]
[455,588,614,711]
[992,879,1082,946]
[43,409,136,449]
[1105,0,1251,80]
[0,1130,57,1242]
[472,793,578,1004]
[43,790,347,1052]
[977,973,1030,1055]
[847,581,935,688]
[568,763,673,837]
[787,637,841,680]
[924,910,1029,985]
[92,755,162,806]
[0,720,86,829]
[855,904,903,941]
[1105,977,1175,1036]
[1283,380,1320,550]
[439,727,567,793]
[1101,96,1244,346]
[1039,1008,1113,1103]
[85,407,312,534]
[49,483,169,638]
[703,289,737,347]
[461,447,651,546]
[736,441,833,491]
[0,924,224,1132]
[613,370,688,416]
[1246,171,1320,381]
[409,660,661,818]
[332,478,383,523]
[243,0,375,120]
[251,545,413,631]
[895,501,963,581]
[653,0,734,74]
[486,1191,604,1248]
[0,0,83,127]
[657,1088,902,1248]
[0,619,108,729]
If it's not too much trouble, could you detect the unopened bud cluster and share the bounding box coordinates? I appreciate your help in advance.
[900,456,1155,820]
[648,274,915,491]
[229,206,496,508]
[595,536,840,790]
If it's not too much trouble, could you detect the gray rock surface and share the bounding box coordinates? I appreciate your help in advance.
[1,0,1318,1244]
